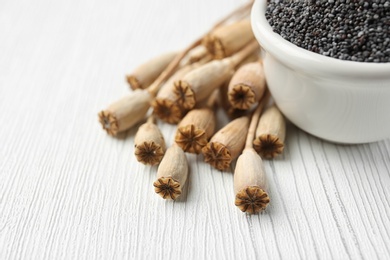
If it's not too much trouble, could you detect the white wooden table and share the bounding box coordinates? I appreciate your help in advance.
[1,0,390,259]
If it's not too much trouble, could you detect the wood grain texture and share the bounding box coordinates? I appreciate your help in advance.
[1,0,390,259]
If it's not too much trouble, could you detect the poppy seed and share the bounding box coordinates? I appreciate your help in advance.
[265,0,390,62]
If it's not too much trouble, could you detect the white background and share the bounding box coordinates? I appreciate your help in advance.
[1,0,390,259]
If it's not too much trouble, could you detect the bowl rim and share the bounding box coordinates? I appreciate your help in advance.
[251,0,390,78]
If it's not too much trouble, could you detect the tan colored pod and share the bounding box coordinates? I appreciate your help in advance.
[152,66,191,124]
[228,62,266,110]
[203,20,255,59]
[202,116,250,170]
[174,59,234,110]
[134,119,166,165]
[153,145,189,200]
[219,82,248,119]
[174,41,260,110]
[234,148,270,214]
[253,105,286,159]
[238,51,261,67]
[126,52,177,90]
[152,57,211,124]
[175,108,216,154]
[98,89,151,136]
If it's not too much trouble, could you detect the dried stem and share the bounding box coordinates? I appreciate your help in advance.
[205,89,219,108]
[245,91,270,149]
[147,38,203,97]
[146,115,155,124]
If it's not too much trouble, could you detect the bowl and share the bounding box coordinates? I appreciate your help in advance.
[251,0,390,143]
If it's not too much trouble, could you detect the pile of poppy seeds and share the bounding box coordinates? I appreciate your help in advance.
[265,0,390,62]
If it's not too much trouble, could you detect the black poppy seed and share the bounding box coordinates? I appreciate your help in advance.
[265,0,390,63]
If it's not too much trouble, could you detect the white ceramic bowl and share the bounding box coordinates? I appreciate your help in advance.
[251,0,390,143]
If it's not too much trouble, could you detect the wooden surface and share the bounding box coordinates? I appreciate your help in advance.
[1,0,390,259]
